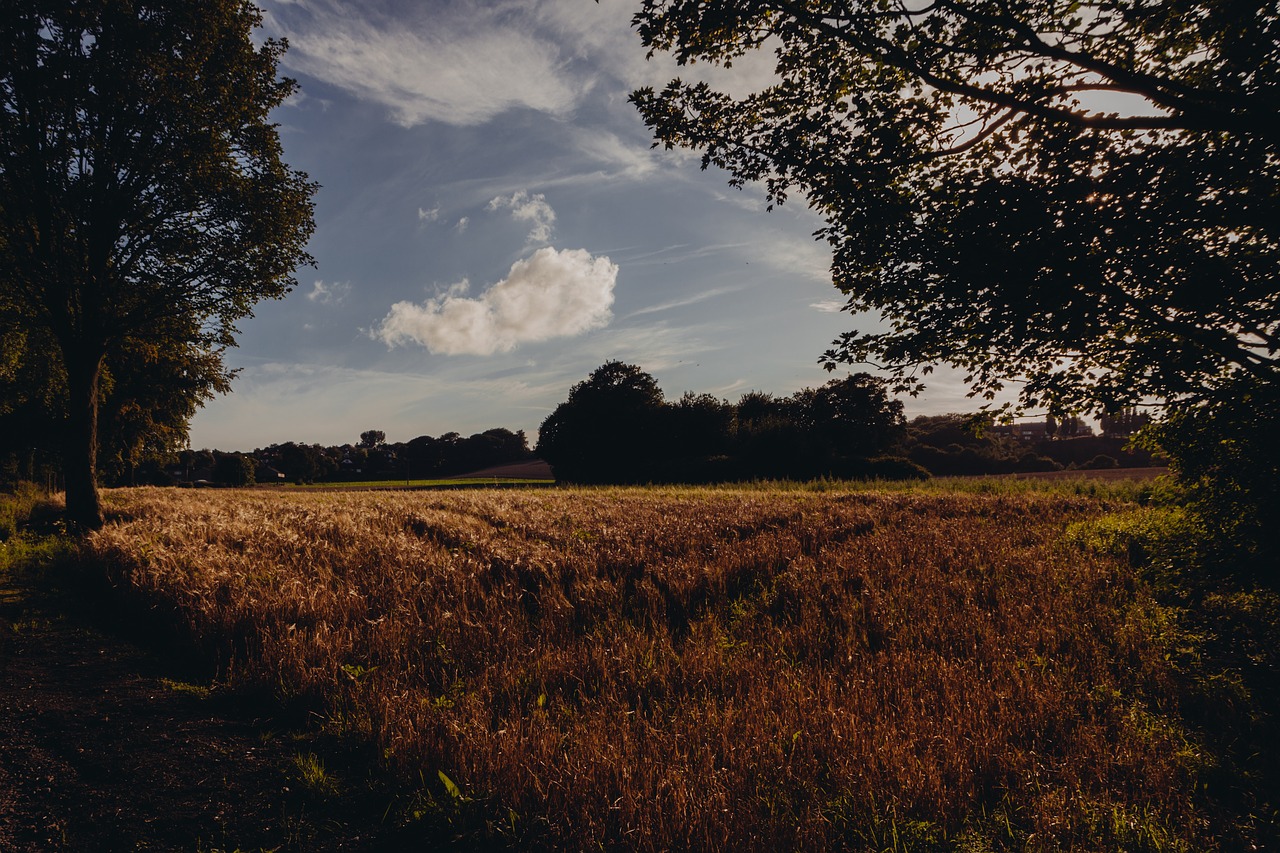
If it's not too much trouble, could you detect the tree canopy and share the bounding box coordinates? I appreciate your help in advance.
[536,362,911,483]
[630,0,1279,415]
[0,0,316,526]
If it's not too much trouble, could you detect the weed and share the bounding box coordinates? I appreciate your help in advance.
[292,752,340,798]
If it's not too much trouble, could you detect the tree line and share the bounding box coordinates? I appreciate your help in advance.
[534,361,1154,485]
[89,427,536,488]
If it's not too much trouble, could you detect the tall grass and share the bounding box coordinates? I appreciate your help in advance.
[89,486,1210,850]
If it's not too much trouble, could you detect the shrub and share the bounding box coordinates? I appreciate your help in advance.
[1148,380,1280,588]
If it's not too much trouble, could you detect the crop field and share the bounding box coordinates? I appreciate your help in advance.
[86,485,1212,850]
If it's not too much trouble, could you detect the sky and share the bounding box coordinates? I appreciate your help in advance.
[189,0,985,451]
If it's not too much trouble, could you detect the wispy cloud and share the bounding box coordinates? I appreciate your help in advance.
[752,232,834,285]
[454,217,470,234]
[615,242,752,267]
[417,206,440,222]
[581,323,726,373]
[626,285,744,318]
[810,299,845,314]
[307,279,352,305]
[534,0,783,98]
[568,128,668,181]
[487,190,556,244]
[264,3,582,127]
[374,247,617,356]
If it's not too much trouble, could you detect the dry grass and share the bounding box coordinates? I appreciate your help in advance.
[88,486,1205,850]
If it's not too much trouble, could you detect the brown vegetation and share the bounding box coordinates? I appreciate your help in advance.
[86,486,1206,850]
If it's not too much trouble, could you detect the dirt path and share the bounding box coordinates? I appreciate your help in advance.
[0,571,392,852]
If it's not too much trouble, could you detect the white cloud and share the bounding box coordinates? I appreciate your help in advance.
[307,279,352,305]
[374,247,618,356]
[417,206,440,222]
[263,4,581,127]
[487,190,556,244]
[810,299,845,314]
[454,217,470,234]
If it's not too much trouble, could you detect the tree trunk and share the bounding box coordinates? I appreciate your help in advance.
[64,347,104,530]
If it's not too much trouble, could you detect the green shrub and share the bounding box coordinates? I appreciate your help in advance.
[0,482,49,541]
[1146,380,1280,588]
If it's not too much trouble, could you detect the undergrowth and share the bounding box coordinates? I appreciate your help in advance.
[1068,493,1280,847]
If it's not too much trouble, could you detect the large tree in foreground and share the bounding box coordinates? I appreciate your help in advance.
[630,1,1279,415]
[0,0,316,527]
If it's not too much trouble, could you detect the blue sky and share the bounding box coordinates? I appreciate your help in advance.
[189,0,982,451]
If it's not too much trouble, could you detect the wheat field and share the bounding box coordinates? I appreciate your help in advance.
[87,486,1204,850]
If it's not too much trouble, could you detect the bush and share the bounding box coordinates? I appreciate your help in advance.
[1149,380,1280,588]
[0,482,47,541]
[854,455,931,481]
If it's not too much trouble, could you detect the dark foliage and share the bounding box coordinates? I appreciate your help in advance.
[0,0,316,526]
[630,0,1279,417]
[537,362,910,483]
[1148,379,1280,588]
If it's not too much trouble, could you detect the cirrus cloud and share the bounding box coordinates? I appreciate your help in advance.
[374,247,617,356]
[264,3,581,127]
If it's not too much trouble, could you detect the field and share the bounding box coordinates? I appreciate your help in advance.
[74,483,1250,849]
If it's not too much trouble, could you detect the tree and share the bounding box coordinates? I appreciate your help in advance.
[630,1,1279,416]
[0,1,316,527]
[212,451,255,487]
[536,362,666,483]
[806,373,905,459]
[666,392,734,459]
[359,430,387,449]
[274,442,324,485]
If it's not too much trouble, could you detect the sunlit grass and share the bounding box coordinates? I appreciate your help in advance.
[86,484,1211,850]
[277,477,553,489]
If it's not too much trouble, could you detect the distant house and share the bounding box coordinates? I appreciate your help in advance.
[991,421,1051,442]
[255,463,286,484]
[993,417,1095,441]
[166,464,214,484]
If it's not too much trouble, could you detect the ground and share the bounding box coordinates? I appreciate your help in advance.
[0,566,402,852]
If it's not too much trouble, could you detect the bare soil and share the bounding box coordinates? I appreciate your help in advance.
[455,459,554,480]
[0,568,406,852]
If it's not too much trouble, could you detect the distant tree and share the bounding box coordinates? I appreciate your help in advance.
[537,362,666,483]
[0,324,64,486]
[402,435,444,479]
[359,430,387,449]
[276,442,323,484]
[177,449,215,481]
[458,428,532,472]
[666,392,734,460]
[735,391,780,431]
[213,452,255,487]
[806,374,905,460]
[0,1,316,527]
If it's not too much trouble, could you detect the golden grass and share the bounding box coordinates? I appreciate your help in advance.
[89,486,1203,850]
